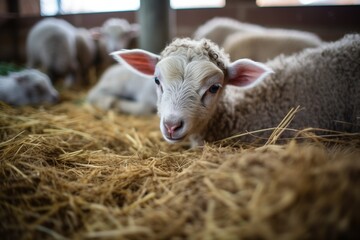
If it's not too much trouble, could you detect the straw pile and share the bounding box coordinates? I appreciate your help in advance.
[1,90,359,240]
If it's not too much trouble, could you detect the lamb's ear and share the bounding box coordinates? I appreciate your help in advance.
[111,49,160,77]
[227,59,273,88]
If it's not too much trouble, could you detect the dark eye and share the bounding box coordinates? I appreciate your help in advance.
[154,77,160,85]
[154,77,163,93]
[208,84,222,94]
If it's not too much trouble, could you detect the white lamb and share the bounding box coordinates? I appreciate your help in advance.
[100,18,139,53]
[193,17,264,46]
[112,34,360,147]
[194,17,322,56]
[223,31,323,62]
[92,18,139,76]
[75,27,97,85]
[0,69,59,106]
[26,18,96,86]
[87,64,157,115]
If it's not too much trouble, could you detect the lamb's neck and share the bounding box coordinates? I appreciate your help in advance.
[203,83,275,143]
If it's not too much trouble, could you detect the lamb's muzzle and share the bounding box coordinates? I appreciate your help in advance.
[162,115,185,142]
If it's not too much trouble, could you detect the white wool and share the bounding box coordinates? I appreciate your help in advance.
[87,64,157,115]
[0,69,59,106]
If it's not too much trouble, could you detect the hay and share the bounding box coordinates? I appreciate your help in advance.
[0,91,360,240]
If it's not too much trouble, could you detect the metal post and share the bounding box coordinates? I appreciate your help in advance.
[138,0,171,54]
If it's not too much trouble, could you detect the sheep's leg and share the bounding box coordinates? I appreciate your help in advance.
[27,56,42,71]
[87,95,114,110]
[64,61,81,88]
[27,56,36,68]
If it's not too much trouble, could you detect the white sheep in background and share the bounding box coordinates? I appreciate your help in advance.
[223,30,323,62]
[87,64,157,115]
[75,27,97,85]
[194,17,322,53]
[0,69,59,106]
[26,18,96,87]
[112,34,360,147]
[100,18,139,53]
[92,18,140,76]
[193,17,264,47]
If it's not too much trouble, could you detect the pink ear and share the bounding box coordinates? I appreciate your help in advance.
[227,59,273,87]
[111,49,160,76]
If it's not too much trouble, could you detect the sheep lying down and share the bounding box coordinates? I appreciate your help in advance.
[223,30,322,62]
[87,64,157,115]
[0,69,59,106]
[112,34,360,147]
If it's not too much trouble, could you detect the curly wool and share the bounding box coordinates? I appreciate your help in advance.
[203,34,360,143]
[160,38,230,76]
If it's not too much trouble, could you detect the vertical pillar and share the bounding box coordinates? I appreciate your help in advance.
[138,0,171,54]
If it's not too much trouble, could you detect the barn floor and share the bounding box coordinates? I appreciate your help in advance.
[0,89,359,240]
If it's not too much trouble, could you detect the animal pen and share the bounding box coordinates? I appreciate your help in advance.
[1,0,360,239]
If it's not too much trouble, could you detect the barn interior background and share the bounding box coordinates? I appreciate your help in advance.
[1,0,360,239]
[1,0,360,63]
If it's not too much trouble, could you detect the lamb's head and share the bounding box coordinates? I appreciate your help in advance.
[101,18,139,53]
[10,69,59,106]
[111,38,272,145]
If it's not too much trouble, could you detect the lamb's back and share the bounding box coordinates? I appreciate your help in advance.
[204,34,360,143]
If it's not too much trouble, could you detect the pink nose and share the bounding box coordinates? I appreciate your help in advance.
[164,119,184,138]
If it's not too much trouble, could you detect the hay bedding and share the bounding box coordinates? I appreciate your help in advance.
[0,91,359,240]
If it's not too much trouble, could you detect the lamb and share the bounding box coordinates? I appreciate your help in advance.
[26,18,96,86]
[75,27,97,85]
[87,64,157,115]
[100,18,139,53]
[193,17,322,53]
[111,34,360,147]
[193,17,264,47]
[92,18,139,76]
[223,31,323,62]
[0,69,59,106]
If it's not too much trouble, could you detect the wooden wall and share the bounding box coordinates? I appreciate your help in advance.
[0,0,360,64]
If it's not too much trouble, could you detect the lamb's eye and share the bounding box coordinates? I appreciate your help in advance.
[208,84,222,94]
[154,77,160,85]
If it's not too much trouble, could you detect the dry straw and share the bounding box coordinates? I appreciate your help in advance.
[0,91,359,240]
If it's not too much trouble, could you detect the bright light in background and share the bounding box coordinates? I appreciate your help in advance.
[171,0,225,9]
[40,0,59,15]
[257,0,360,6]
[41,0,225,16]
[41,0,140,15]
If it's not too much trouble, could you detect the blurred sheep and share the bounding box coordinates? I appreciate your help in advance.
[26,18,96,87]
[223,31,323,62]
[193,17,264,47]
[87,64,157,115]
[0,69,59,106]
[92,18,140,76]
[194,17,322,59]
[27,18,139,87]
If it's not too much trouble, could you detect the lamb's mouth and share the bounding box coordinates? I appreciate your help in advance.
[164,135,187,143]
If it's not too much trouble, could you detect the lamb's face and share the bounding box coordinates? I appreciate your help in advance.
[102,19,133,53]
[155,56,224,143]
[12,70,59,106]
